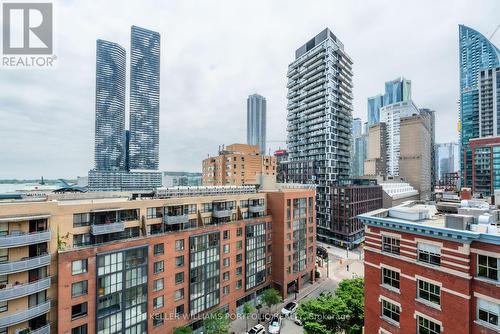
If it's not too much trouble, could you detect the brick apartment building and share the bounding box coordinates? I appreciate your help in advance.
[0,184,315,334]
[468,136,500,197]
[359,200,500,334]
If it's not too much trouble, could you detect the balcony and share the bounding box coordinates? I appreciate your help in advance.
[212,209,231,218]
[90,222,125,235]
[164,214,189,225]
[28,323,51,334]
[0,254,51,275]
[0,231,51,249]
[0,299,50,327]
[248,205,265,213]
[0,277,51,302]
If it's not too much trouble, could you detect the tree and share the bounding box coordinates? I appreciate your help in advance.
[260,288,283,313]
[203,310,230,334]
[173,326,193,334]
[297,278,364,334]
[243,302,255,331]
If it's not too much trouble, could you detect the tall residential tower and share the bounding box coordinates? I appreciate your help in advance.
[247,94,267,155]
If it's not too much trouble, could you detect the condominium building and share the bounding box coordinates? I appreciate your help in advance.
[352,133,367,177]
[360,200,500,334]
[479,67,500,137]
[274,150,289,183]
[202,144,276,186]
[0,184,316,334]
[247,94,267,155]
[367,94,384,127]
[364,122,387,176]
[469,136,500,197]
[435,142,460,185]
[286,28,353,238]
[459,25,500,188]
[420,108,436,192]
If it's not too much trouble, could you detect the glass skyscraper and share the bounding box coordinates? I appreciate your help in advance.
[129,25,161,170]
[247,94,267,155]
[459,25,500,187]
[367,77,411,128]
[367,94,384,127]
[94,39,126,171]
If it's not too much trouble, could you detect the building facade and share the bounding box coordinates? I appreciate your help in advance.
[247,94,267,155]
[479,67,500,137]
[435,143,460,185]
[469,136,500,197]
[360,201,500,334]
[0,185,316,334]
[459,25,500,188]
[202,144,276,186]
[365,123,387,177]
[286,28,353,239]
[420,108,436,192]
[274,150,289,183]
[367,94,384,127]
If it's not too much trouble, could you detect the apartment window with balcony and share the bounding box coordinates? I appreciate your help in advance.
[417,280,441,306]
[175,239,184,251]
[71,302,88,320]
[176,256,184,267]
[154,243,164,256]
[72,259,88,275]
[382,236,400,255]
[175,288,184,301]
[72,324,88,334]
[477,298,499,329]
[417,316,441,334]
[72,280,88,298]
[153,278,164,291]
[417,244,441,266]
[0,301,6,313]
[73,213,90,227]
[154,261,164,274]
[175,272,184,284]
[478,255,498,281]
[381,299,400,325]
[382,268,400,291]
[119,209,138,221]
[153,296,164,310]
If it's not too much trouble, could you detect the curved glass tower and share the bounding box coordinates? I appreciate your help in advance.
[459,25,500,187]
[129,25,161,170]
[94,39,126,171]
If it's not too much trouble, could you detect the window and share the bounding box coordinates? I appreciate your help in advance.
[72,280,88,298]
[147,208,161,219]
[154,261,164,274]
[236,267,242,276]
[0,301,6,313]
[223,271,230,281]
[223,244,230,254]
[153,278,164,291]
[382,236,400,255]
[153,296,164,310]
[73,213,90,227]
[417,280,441,306]
[153,314,164,327]
[71,302,88,320]
[236,240,243,251]
[477,298,499,328]
[237,228,243,237]
[223,258,230,267]
[175,239,184,251]
[381,299,400,324]
[223,285,230,295]
[478,255,498,281]
[175,288,184,301]
[175,272,184,284]
[236,254,242,263]
[418,243,441,266]
[236,280,242,290]
[188,204,197,214]
[223,230,230,240]
[417,316,441,334]
[72,324,88,334]
[72,259,88,275]
[382,268,400,290]
[175,304,184,316]
[154,243,164,256]
[175,256,184,267]
[73,233,91,248]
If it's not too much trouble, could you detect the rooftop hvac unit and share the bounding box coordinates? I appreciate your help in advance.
[445,214,474,231]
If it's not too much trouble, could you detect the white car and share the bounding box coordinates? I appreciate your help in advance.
[268,315,282,334]
[281,301,298,317]
[245,324,265,334]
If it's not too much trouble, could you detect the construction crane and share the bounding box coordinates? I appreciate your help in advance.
[489,24,500,40]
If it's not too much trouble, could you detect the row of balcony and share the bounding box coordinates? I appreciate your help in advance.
[0,254,51,275]
[0,277,51,302]
[0,231,51,249]
[0,300,51,328]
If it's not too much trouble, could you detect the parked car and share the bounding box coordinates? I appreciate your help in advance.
[245,324,265,334]
[281,301,298,317]
[268,316,282,334]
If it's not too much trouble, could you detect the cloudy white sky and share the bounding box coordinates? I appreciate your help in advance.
[1,0,499,179]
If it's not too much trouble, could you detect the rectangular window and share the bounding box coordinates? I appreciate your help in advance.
[478,255,498,281]
[477,298,499,328]
[381,299,400,324]
[237,240,243,251]
[153,314,164,327]
[73,233,91,248]
[382,268,400,290]
[154,261,164,274]
[176,256,184,267]
[223,271,230,281]
[223,285,230,295]
[175,288,184,301]
[382,236,400,255]
[417,280,441,306]
[71,302,88,320]
[417,316,441,334]
[72,259,88,275]
[73,213,90,227]
[418,243,441,266]
[223,258,230,267]
[175,239,184,251]
[153,296,164,310]
[236,280,242,290]
[175,272,184,284]
[71,280,88,298]
[154,243,164,256]
[223,230,230,240]
[236,254,242,263]
[237,228,243,237]
[223,244,230,254]
[153,278,164,291]
[72,324,88,334]
[175,304,184,316]
[236,267,242,276]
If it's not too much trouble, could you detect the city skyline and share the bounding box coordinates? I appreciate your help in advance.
[0,0,499,178]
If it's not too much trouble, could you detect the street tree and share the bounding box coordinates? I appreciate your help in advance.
[242,302,255,331]
[260,288,283,313]
[203,310,230,334]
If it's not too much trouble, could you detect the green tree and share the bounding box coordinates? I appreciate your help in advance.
[203,310,230,334]
[243,302,255,331]
[260,288,283,313]
[173,326,193,334]
[297,278,364,334]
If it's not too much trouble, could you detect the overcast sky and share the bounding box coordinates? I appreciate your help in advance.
[1,0,499,179]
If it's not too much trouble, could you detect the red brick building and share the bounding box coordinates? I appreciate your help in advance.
[359,201,500,334]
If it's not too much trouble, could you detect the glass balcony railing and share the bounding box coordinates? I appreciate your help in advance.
[0,277,51,302]
[0,254,51,275]
[29,323,51,334]
[0,231,51,249]
[0,299,50,327]
[90,221,125,235]
[212,209,231,218]
[248,205,265,213]
[164,214,189,225]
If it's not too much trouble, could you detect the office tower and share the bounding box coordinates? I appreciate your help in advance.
[247,94,267,155]
[0,184,316,334]
[384,77,411,105]
[459,25,500,187]
[364,122,387,176]
[479,67,500,137]
[399,114,432,200]
[352,117,362,138]
[202,144,276,186]
[286,28,353,237]
[367,94,384,127]
[469,136,500,196]
[380,100,420,176]
[94,39,126,171]
[361,200,500,334]
[435,142,460,184]
[129,25,161,170]
[420,108,436,191]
